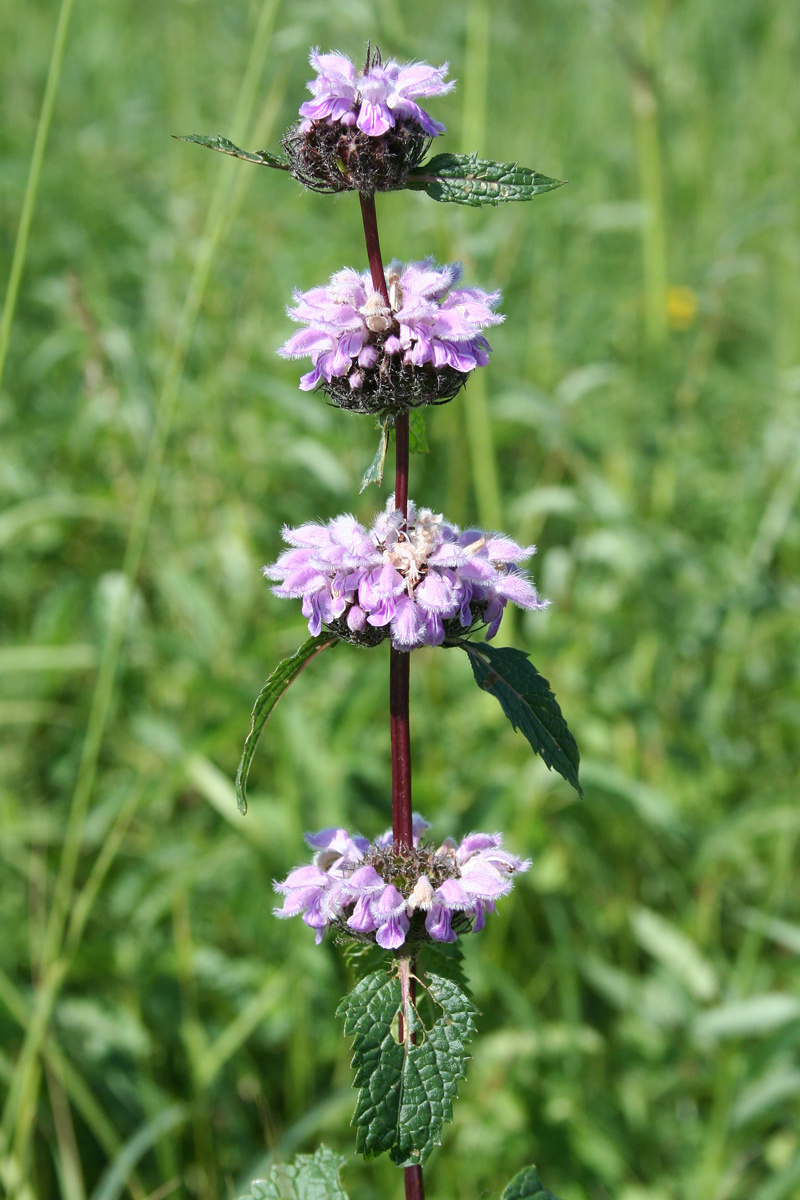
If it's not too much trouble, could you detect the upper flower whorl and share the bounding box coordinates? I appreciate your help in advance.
[282,47,454,194]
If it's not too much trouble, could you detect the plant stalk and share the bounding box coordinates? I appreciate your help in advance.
[359,189,420,1200]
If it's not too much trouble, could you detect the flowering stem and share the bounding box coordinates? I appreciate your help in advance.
[359,189,419,1198]
[398,959,424,1200]
[358,191,391,305]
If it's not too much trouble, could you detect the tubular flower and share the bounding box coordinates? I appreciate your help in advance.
[264,494,546,650]
[273,817,530,948]
[298,49,453,138]
[282,47,454,193]
[278,258,503,412]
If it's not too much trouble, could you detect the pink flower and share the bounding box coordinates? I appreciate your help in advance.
[298,49,454,138]
[272,817,529,949]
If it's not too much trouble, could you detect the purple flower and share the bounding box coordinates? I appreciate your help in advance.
[272,817,530,950]
[278,258,503,404]
[264,495,546,649]
[299,49,454,138]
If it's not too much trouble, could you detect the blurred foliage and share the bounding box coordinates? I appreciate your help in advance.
[1,0,800,1199]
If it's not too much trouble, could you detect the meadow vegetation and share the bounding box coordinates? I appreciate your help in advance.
[1,0,799,1197]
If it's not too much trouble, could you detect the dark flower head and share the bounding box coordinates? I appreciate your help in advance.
[282,47,454,194]
[264,495,546,650]
[273,817,530,949]
[279,258,503,413]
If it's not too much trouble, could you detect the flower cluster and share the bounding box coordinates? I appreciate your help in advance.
[279,258,503,412]
[273,817,530,949]
[299,49,453,138]
[282,48,454,194]
[265,495,545,650]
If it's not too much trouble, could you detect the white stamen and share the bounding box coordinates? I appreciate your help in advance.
[407,875,435,913]
[362,291,391,333]
[387,271,403,312]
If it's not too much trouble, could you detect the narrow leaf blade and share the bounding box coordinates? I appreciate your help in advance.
[240,1146,349,1200]
[502,1165,561,1200]
[360,417,390,492]
[409,410,430,454]
[407,152,565,207]
[174,133,289,170]
[235,635,338,813]
[461,642,581,795]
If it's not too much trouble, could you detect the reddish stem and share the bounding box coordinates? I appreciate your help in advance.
[359,191,390,305]
[405,1166,425,1200]
[360,190,420,1200]
[390,645,412,846]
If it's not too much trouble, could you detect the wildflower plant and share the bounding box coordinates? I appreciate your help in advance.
[180,41,578,1200]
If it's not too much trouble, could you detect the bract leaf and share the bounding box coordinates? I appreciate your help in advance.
[360,416,391,492]
[502,1165,561,1200]
[239,1145,348,1200]
[336,968,477,1167]
[407,153,565,207]
[409,410,430,454]
[235,634,338,813]
[460,641,581,795]
[174,133,289,170]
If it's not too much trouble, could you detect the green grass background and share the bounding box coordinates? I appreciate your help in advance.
[2,0,800,1197]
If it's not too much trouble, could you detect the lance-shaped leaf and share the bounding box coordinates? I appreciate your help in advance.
[174,133,289,170]
[460,641,581,796]
[502,1165,561,1200]
[360,416,391,492]
[239,1146,348,1200]
[336,968,477,1167]
[236,634,338,813]
[409,409,430,455]
[407,153,565,207]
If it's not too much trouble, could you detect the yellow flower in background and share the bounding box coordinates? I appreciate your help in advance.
[667,285,699,331]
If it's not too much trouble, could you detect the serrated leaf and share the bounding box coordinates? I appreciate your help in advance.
[239,1146,348,1200]
[460,641,581,795]
[360,417,390,492]
[235,635,338,813]
[174,133,289,170]
[502,1165,561,1200]
[336,968,477,1167]
[416,940,468,992]
[409,410,429,454]
[341,939,394,981]
[407,153,565,207]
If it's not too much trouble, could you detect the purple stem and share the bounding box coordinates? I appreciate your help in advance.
[359,191,420,1200]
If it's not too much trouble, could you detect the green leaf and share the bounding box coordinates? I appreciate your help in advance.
[407,153,565,207]
[239,1146,348,1200]
[360,416,391,492]
[235,635,338,813]
[416,940,468,992]
[174,133,289,170]
[340,939,394,982]
[460,641,581,796]
[502,1165,561,1200]
[409,410,430,454]
[336,967,477,1167]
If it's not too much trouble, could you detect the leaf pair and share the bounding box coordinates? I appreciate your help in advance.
[238,1145,561,1199]
[235,636,581,813]
[336,968,477,1167]
[176,135,565,209]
